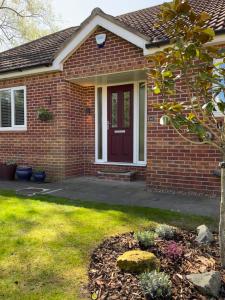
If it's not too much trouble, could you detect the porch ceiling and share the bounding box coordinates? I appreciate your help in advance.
[69,69,147,86]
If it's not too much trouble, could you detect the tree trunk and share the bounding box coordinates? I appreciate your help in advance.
[220,156,225,267]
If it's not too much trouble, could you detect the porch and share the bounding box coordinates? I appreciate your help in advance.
[68,68,148,181]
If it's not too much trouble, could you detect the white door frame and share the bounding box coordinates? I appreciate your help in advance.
[95,80,147,166]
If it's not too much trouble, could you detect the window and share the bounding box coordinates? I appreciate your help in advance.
[97,87,103,160]
[0,87,26,131]
[124,91,131,128]
[111,92,118,128]
[214,59,225,116]
[139,82,146,162]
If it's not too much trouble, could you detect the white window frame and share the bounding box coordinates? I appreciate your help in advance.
[213,58,225,117]
[0,86,27,131]
[95,81,147,166]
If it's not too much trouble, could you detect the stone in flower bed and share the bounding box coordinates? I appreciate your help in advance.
[195,225,214,244]
[117,250,160,273]
[89,230,225,299]
[187,271,221,298]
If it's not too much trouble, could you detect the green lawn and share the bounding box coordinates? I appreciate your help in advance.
[0,191,216,300]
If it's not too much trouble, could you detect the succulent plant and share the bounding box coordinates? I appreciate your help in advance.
[155,224,177,240]
[163,241,183,260]
[134,231,157,248]
[139,270,172,299]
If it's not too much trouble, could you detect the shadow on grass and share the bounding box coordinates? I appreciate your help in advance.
[0,189,217,231]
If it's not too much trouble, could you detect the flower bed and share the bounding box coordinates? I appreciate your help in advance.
[89,229,225,299]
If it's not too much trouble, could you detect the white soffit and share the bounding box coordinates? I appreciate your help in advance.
[69,69,147,86]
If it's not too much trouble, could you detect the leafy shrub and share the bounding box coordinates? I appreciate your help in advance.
[139,270,172,299]
[163,241,183,260]
[155,224,176,240]
[37,107,53,122]
[134,231,157,247]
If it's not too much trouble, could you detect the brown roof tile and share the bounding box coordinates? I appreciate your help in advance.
[0,27,78,74]
[0,0,225,75]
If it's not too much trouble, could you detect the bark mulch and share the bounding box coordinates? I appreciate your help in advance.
[89,230,225,299]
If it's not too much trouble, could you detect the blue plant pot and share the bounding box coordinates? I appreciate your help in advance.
[33,171,46,183]
[16,166,32,181]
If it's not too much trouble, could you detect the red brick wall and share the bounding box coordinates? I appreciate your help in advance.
[63,82,85,177]
[146,82,221,195]
[63,26,146,79]
[0,73,72,180]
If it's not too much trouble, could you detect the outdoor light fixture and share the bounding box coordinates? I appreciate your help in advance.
[95,33,107,48]
[85,107,91,115]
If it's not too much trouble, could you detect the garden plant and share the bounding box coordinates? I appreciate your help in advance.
[148,0,225,267]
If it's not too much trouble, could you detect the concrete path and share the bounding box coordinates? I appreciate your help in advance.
[0,177,219,218]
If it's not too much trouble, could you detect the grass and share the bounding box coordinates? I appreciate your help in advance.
[0,190,216,300]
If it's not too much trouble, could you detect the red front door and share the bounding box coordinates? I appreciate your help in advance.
[108,84,133,162]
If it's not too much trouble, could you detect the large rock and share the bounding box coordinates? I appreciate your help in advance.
[117,250,160,273]
[187,271,221,298]
[195,225,214,244]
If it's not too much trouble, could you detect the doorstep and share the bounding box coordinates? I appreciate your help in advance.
[97,170,137,182]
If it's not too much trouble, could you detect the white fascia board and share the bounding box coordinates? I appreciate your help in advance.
[144,34,225,56]
[54,15,149,66]
[144,44,169,56]
[0,64,61,81]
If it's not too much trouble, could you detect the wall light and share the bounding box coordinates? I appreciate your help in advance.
[95,33,107,48]
[85,107,91,115]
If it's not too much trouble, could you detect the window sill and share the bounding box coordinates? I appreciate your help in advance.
[94,161,147,167]
[0,128,27,132]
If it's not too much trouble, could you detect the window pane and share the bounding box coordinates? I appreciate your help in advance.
[139,83,146,161]
[112,92,118,128]
[124,91,130,128]
[218,63,225,102]
[14,90,25,125]
[0,90,11,127]
[97,88,103,160]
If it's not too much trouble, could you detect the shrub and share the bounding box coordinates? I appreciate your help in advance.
[117,250,160,273]
[134,231,157,247]
[163,241,183,260]
[155,224,177,240]
[139,271,172,299]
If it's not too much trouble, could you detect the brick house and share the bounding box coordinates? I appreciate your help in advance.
[0,0,224,195]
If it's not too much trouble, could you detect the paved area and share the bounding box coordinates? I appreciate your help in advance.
[0,177,219,218]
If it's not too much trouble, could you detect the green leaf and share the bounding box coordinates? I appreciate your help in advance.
[160,115,170,126]
[202,101,214,113]
[187,112,196,121]
[202,28,215,37]
[92,293,98,300]
[217,102,225,114]
[162,70,172,77]
[153,86,161,94]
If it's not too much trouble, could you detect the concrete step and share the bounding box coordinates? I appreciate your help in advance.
[97,170,137,182]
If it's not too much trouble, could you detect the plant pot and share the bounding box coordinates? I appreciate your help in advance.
[33,171,46,183]
[0,164,17,180]
[16,166,32,181]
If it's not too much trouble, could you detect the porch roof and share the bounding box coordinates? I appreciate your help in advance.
[69,69,147,87]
